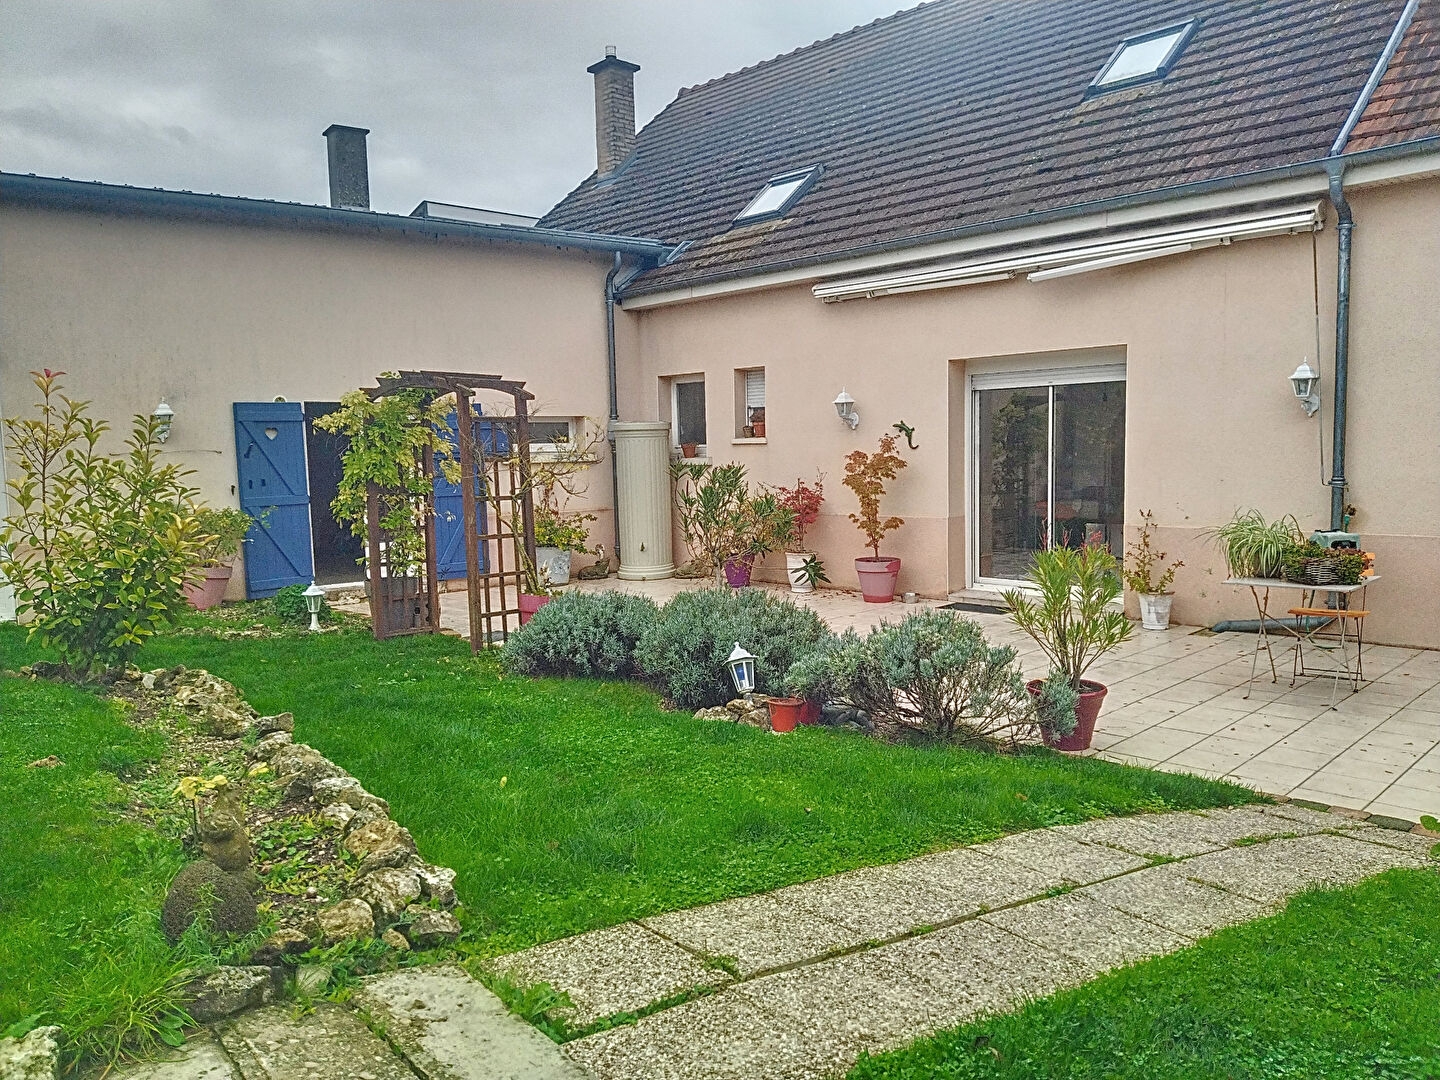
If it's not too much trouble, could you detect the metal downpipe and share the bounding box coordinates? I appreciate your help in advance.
[604,253,623,563]
[1325,164,1352,531]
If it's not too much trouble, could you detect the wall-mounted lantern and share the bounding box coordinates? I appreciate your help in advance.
[726,641,757,697]
[833,389,860,430]
[1289,360,1321,417]
[151,399,175,442]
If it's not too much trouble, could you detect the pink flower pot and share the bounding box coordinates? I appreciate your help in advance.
[184,565,233,611]
[518,593,554,626]
[799,700,822,726]
[1027,679,1108,752]
[855,557,900,603]
[724,554,756,588]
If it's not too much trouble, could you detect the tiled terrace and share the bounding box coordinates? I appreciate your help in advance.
[439,578,1440,823]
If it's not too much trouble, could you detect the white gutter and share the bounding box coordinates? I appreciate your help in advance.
[812,203,1321,302]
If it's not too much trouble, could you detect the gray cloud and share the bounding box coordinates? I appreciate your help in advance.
[1,0,907,217]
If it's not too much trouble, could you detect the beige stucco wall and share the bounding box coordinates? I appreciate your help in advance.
[620,177,1440,648]
[0,205,619,596]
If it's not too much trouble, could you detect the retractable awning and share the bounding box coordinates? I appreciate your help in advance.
[811,202,1324,302]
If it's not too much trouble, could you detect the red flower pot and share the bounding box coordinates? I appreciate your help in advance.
[800,699,822,726]
[1027,679,1108,752]
[724,553,756,588]
[767,697,804,733]
[518,593,554,626]
[855,556,900,603]
[184,565,233,611]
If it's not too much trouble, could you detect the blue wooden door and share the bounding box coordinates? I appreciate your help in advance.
[432,411,495,580]
[234,402,315,598]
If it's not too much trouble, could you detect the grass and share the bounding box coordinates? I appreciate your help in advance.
[0,658,193,1063]
[849,868,1440,1080]
[38,617,1259,957]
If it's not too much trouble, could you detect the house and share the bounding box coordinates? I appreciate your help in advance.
[3,0,1439,646]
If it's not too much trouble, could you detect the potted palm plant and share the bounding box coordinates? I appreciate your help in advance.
[184,507,253,611]
[777,474,824,593]
[1206,509,1302,579]
[1123,509,1184,630]
[842,433,907,603]
[1004,543,1134,751]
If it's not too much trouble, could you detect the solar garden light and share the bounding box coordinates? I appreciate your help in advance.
[151,399,175,442]
[833,388,860,430]
[1289,360,1321,417]
[726,642,757,698]
[303,582,326,632]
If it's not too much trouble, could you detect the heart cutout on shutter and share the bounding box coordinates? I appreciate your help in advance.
[264,427,279,440]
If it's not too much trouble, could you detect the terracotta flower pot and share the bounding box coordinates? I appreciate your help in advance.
[724,553,756,588]
[767,697,804,733]
[681,443,699,458]
[855,556,900,603]
[518,593,554,626]
[752,421,766,438]
[184,564,233,611]
[799,699,822,726]
[1027,678,1108,752]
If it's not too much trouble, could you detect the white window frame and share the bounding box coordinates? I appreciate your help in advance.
[734,165,822,224]
[527,416,578,453]
[1087,20,1197,97]
[670,374,707,456]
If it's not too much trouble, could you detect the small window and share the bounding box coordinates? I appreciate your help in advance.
[1088,21,1196,96]
[734,166,822,224]
[735,368,766,438]
[671,376,707,452]
[527,418,575,447]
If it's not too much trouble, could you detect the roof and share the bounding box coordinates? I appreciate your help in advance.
[1347,0,1440,151]
[540,0,1436,296]
[0,172,671,260]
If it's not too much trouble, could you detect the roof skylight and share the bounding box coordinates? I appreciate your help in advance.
[734,166,821,223]
[1089,20,1196,95]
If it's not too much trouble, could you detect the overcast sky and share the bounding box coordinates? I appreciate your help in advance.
[1,1,909,218]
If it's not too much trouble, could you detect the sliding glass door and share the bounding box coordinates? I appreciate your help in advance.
[974,375,1125,587]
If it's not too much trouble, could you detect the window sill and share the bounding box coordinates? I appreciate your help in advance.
[731,437,767,445]
[672,453,712,465]
[531,449,600,465]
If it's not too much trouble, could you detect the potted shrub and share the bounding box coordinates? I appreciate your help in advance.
[1123,509,1184,630]
[725,490,795,588]
[534,504,593,588]
[1280,540,1366,586]
[185,507,253,611]
[842,433,908,603]
[1206,509,1302,579]
[777,474,825,593]
[1003,543,1134,751]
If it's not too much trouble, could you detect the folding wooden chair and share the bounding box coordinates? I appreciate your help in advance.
[1287,605,1368,708]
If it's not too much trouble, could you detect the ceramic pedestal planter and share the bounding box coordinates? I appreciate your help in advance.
[1027,679,1108,752]
[724,553,756,588]
[518,594,554,626]
[799,699,822,725]
[537,546,572,587]
[767,697,804,733]
[184,565,233,611]
[1137,592,1174,631]
[786,552,814,593]
[855,556,900,603]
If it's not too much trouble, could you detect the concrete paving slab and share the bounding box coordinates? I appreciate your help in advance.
[1182,832,1420,905]
[1079,862,1274,937]
[980,891,1192,976]
[642,892,857,978]
[350,965,588,1080]
[490,923,726,1026]
[1344,826,1440,859]
[108,1034,239,1079]
[1049,813,1229,858]
[1258,803,1374,830]
[1192,806,1323,844]
[216,1002,413,1080]
[974,829,1149,884]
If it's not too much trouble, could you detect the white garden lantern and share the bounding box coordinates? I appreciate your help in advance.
[726,642,757,696]
[303,582,326,632]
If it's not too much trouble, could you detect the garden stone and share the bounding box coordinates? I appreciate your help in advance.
[0,1025,61,1080]
[270,743,346,797]
[344,816,416,862]
[198,786,252,871]
[254,712,294,735]
[312,776,388,814]
[355,868,422,923]
[317,898,374,944]
[249,928,312,965]
[141,671,158,690]
[356,845,420,878]
[163,860,258,944]
[403,905,462,947]
[216,1002,412,1080]
[247,731,292,763]
[318,802,356,831]
[381,928,411,952]
[185,965,280,1023]
[414,864,458,908]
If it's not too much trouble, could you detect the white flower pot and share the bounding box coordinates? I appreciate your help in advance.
[1137,592,1173,631]
[537,546,571,587]
[786,551,814,593]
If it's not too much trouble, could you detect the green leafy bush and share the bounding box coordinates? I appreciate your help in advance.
[784,611,1037,747]
[502,591,659,679]
[191,506,253,567]
[271,584,332,625]
[636,588,833,710]
[1,370,209,677]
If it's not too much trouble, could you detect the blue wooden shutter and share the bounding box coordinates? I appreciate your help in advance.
[234,402,315,598]
[432,411,489,580]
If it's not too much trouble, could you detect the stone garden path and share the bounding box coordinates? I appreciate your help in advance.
[112,805,1434,1080]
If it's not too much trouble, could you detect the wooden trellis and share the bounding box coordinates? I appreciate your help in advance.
[363,370,536,652]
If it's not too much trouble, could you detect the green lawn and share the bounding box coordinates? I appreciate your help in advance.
[90,620,1261,956]
[0,657,191,1062]
[849,868,1440,1080]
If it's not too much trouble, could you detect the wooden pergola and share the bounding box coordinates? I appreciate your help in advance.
[363,370,537,651]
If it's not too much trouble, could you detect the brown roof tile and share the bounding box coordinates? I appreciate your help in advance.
[1347,0,1440,151]
[542,0,1422,294]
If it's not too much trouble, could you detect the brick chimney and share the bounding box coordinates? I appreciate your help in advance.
[322,124,370,210]
[587,47,640,178]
